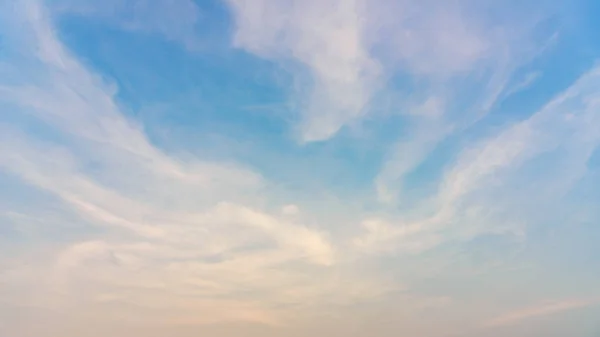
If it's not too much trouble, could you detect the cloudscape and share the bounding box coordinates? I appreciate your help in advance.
[1,0,600,336]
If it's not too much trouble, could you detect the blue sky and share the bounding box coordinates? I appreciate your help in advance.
[1,0,600,336]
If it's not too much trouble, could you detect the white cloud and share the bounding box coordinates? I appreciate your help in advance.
[225,0,559,212]
[364,0,492,76]
[503,71,542,98]
[0,0,386,329]
[227,0,382,142]
[225,0,545,147]
[370,0,558,203]
[375,115,449,204]
[355,64,600,254]
[1,0,599,335]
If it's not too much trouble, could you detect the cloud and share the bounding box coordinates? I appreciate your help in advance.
[225,0,553,148]
[227,0,382,142]
[1,0,600,335]
[370,0,559,203]
[0,0,387,328]
[482,298,600,328]
[225,0,561,214]
[364,0,493,76]
[502,71,543,98]
[355,63,600,255]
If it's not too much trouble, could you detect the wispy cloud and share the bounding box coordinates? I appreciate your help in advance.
[225,0,559,213]
[227,0,382,142]
[0,0,387,328]
[227,0,519,143]
[483,298,600,328]
[355,63,600,255]
[372,0,558,204]
[1,0,600,336]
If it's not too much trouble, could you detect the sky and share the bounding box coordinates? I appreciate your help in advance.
[1,0,600,336]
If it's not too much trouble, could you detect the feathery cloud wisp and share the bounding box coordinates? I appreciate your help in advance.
[1,0,600,336]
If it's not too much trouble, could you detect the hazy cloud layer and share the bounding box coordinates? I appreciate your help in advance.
[1,0,600,336]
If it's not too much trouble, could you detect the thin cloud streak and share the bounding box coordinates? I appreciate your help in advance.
[355,64,600,255]
[483,298,600,328]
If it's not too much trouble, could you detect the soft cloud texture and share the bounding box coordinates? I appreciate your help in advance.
[356,65,600,254]
[228,0,382,142]
[371,0,558,204]
[0,0,386,330]
[227,0,558,207]
[1,0,600,336]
